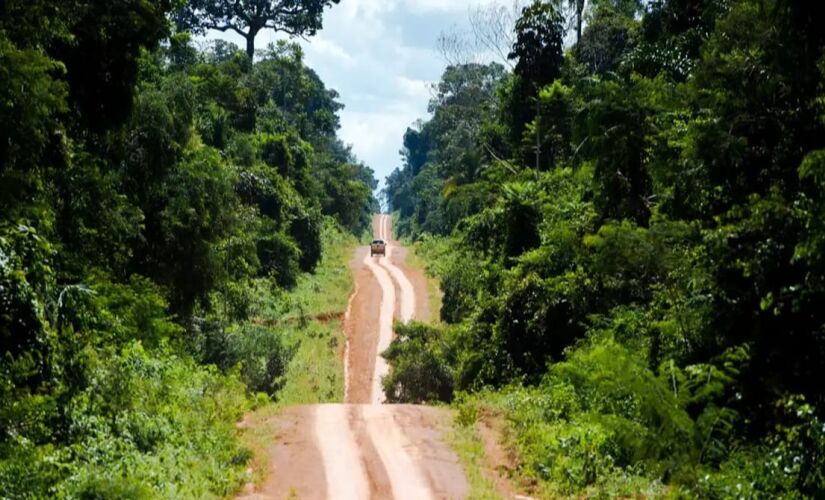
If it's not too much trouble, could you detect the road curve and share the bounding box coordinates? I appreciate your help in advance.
[239,215,468,500]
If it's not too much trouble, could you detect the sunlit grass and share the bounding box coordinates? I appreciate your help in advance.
[276,225,356,404]
[238,223,358,490]
[404,239,444,324]
[447,423,502,500]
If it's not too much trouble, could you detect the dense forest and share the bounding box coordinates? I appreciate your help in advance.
[384,0,825,496]
[0,0,375,496]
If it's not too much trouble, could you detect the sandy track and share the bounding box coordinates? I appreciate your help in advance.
[315,405,370,500]
[241,215,468,500]
[376,215,416,323]
[361,244,396,404]
[344,247,380,404]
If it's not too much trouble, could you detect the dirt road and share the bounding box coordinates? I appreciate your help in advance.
[240,215,469,500]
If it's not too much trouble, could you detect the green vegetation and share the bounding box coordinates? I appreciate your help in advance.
[404,240,444,325]
[396,225,445,324]
[238,223,357,488]
[0,0,374,496]
[446,423,501,500]
[269,222,356,406]
[383,322,454,404]
[177,0,340,59]
[384,0,825,496]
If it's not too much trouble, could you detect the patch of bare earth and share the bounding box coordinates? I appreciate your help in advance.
[345,246,381,404]
[236,406,326,500]
[474,408,538,500]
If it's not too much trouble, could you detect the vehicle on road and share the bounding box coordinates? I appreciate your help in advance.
[370,239,386,257]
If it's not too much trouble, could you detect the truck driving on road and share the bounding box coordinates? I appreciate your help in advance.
[370,239,386,257]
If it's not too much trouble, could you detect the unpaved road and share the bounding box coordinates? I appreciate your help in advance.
[240,215,469,500]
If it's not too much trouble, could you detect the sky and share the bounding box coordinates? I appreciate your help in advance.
[205,0,501,193]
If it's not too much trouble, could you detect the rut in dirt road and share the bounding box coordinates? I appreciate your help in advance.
[362,214,416,404]
[239,215,469,500]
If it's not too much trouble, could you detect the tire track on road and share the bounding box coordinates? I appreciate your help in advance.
[243,215,467,500]
[361,245,396,404]
[361,405,434,500]
[377,214,416,323]
[358,214,435,499]
[314,405,371,500]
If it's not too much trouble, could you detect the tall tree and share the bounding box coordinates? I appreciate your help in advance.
[509,0,565,89]
[503,1,565,161]
[569,0,586,43]
[177,0,340,59]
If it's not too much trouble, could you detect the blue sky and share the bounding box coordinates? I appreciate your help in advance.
[205,0,494,192]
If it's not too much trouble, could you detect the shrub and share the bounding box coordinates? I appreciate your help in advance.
[226,324,295,396]
[382,322,454,403]
[695,395,825,498]
[472,338,697,496]
[0,342,250,498]
[256,231,301,288]
[191,320,294,397]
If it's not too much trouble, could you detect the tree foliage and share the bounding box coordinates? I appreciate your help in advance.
[509,0,564,90]
[177,0,341,58]
[384,0,825,495]
[0,2,374,494]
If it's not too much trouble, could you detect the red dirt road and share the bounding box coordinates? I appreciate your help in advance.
[239,215,469,500]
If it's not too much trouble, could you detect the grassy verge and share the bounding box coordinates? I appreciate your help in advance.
[403,240,444,324]
[454,387,680,499]
[447,423,502,500]
[278,224,356,405]
[238,221,359,488]
[251,222,356,405]
[392,213,446,324]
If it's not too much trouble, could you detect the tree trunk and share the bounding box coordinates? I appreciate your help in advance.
[576,0,585,44]
[576,15,582,43]
[245,30,257,60]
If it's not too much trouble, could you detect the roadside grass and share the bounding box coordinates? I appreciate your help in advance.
[392,213,445,324]
[406,241,444,324]
[447,423,502,500]
[260,222,356,406]
[238,221,359,489]
[281,235,357,326]
[453,390,679,499]
[236,402,281,489]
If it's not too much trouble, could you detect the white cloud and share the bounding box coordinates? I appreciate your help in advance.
[398,0,480,14]
[396,76,432,100]
[339,101,422,171]
[305,36,355,67]
[204,0,517,191]
[337,0,480,17]
[340,0,394,18]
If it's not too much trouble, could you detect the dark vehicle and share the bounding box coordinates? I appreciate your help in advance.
[370,239,386,257]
